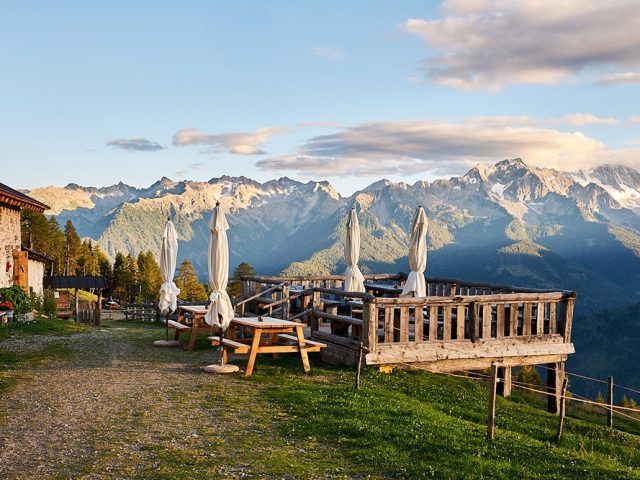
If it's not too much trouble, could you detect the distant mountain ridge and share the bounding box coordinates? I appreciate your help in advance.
[28,159,640,313]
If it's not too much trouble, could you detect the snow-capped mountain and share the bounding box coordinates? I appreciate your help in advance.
[28,159,640,312]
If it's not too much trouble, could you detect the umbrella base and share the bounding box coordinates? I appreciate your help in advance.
[204,364,239,374]
[153,340,181,347]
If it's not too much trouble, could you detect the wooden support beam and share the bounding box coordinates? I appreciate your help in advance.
[497,367,512,397]
[546,361,565,414]
[361,301,377,355]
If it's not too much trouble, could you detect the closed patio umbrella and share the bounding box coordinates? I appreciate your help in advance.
[401,207,428,298]
[158,217,180,341]
[344,208,365,293]
[204,202,234,359]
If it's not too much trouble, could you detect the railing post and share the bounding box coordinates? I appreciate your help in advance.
[469,302,479,343]
[282,283,290,319]
[497,367,511,397]
[362,300,377,358]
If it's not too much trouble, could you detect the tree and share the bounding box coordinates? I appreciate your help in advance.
[227,261,256,298]
[64,220,82,275]
[111,252,138,301]
[175,260,208,301]
[514,365,541,385]
[595,391,605,404]
[137,251,162,302]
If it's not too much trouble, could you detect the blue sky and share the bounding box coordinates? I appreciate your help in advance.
[2,0,639,195]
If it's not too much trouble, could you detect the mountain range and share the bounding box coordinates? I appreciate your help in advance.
[28,158,640,392]
[27,158,640,314]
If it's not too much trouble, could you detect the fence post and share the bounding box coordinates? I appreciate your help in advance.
[487,363,498,441]
[362,300,377,357]
[608,375,614,428]
[556,377,569,444]
[282,283,290,319]
[497,367,512,397]
[547,362,565,414]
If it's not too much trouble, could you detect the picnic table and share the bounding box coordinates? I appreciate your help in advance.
[167,305,214,351]
[364,282,403,297]
[210,316,326,376]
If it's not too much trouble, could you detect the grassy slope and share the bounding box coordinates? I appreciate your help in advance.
[1,319,639,479]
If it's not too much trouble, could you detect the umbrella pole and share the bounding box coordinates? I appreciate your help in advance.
[166,311,170,341]
[219,326,225,367]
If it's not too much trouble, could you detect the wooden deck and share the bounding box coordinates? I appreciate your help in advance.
[237,274,576,412]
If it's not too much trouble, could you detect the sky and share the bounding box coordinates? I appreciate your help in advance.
[1,0,639,196]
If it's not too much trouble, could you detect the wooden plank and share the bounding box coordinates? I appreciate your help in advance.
[469,302,479,343]
[456,305,466,340]
[384,307,394,343]
[429,305,438,341]
[399,307,409,343]
[366,335,574,365]
[563,298,575,343]
[482,304,492,339]
[361,301,377,352]
[414,306,424,342]
[374,291,572,306]
[509,303,518,337]
[404,354,568,373]
[442,306,452,341]
[278,334,327,347]
[496,304,505,338]
[548,302,557,335]
[536,302,545,336]
[311,330,360,350]
[522,303,532,336]
[314,311,363,327]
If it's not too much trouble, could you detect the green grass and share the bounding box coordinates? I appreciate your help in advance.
[0,316,90,340]
[2,318,640,479]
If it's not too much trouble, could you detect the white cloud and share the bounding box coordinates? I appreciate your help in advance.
[311,47,346,61]
[402,0,640,90]
[563,114,621,126]
[467,114,621,127]
[257,120,640,177]
[597,72,640,86]
[106,137,165,152]
[173,127,288,155]
[630,116,640,124]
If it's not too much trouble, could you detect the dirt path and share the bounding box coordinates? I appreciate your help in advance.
[0,324,289,479]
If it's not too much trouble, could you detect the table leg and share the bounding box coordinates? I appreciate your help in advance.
[174,309,184,341]
[188,316,200,352]
[245,328,263,376]
[295,326,311,373]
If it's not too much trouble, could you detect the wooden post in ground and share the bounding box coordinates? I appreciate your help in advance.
[487,363,499,441]
[607,376,614,428]
[362,301,377,355]
[96,289,103,326]
[355,342,364,390]
[556,377,569,444]
[497,367,512,397]
[74,289,79,322]
[547,362,565,414]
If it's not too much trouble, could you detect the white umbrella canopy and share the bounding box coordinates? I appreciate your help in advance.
[158,219,180,314]
[344,208,365,293]
[401,207,428,298]
[204,202,234,331]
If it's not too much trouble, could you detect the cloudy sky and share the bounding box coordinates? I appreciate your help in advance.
[2,0,639,195]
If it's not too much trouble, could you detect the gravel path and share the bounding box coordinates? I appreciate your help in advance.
[0,325,282,479]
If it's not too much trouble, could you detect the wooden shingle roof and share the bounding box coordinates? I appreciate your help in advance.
[0,182,49,213]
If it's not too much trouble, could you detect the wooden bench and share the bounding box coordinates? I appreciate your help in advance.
[277,334,327,352]
[167,319,190,331]
[208,336,251,354]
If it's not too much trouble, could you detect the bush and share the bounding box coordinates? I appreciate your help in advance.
[42,289,57,317]
[0,286,30,314]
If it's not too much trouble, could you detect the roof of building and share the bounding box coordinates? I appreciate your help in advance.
[0,182,49,213]
[43,276,107,289]
[22,247,54,264]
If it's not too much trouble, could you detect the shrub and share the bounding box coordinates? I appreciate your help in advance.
[42,289,57,317]
[0,286,30,314]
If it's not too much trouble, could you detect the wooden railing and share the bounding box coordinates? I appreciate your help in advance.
[238,273,576,368]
